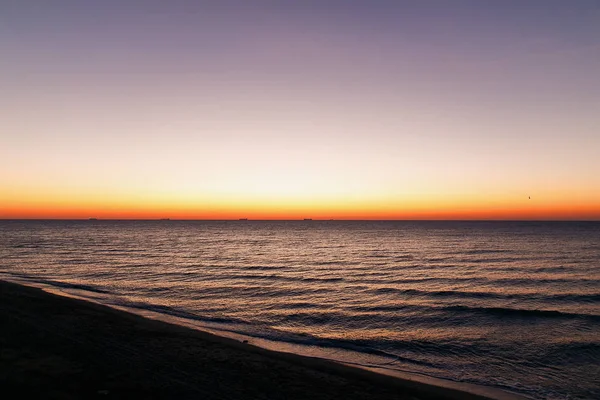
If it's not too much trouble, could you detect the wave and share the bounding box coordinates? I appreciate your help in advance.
[241,265,291,271]
[369,287,600,303]
[489,277,600,286]
[550,293,600,302]
[316,260,356,266]
[443,305,600,322]
[11,244,41,249]
[162,272,345,284]
[205,325,441,369]
[12,276,110,294]
[363,276,600,287]
[453,257,529,264]
[372,287,508,299]
[461,249,514,255]
[188,285,332,299]
[115,301,251,326]
[346,302,600,324]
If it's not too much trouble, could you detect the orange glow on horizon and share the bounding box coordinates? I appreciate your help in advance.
[2,194,599,221]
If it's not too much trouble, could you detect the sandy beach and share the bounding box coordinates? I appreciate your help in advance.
[0,279,506,400]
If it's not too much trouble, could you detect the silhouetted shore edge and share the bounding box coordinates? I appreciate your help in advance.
[1,279,523,400]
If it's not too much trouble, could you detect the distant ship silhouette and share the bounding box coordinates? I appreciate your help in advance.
[303,218,313,221]
[239,218,248,221]
[88,218,98,221]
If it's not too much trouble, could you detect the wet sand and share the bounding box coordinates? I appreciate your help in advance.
[1,280,500,400]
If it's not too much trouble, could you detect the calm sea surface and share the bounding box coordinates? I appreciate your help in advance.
[1,221,599,399]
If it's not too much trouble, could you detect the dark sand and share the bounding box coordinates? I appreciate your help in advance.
[1,280,501,400]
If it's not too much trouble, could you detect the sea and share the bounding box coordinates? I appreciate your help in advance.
[1,220,598,399]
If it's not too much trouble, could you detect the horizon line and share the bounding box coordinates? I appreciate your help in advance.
[1,218,599,222]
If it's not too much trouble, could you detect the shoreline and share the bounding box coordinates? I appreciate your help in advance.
[1,279,523,400]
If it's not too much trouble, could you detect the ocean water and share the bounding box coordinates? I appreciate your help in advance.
[1,220,599,399]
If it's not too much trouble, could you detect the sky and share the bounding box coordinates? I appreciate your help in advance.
[1,0,599,219]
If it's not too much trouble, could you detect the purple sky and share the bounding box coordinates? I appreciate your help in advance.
[1,1,599,218]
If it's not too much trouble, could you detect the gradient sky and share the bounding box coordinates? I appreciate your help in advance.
[1,0,599,219]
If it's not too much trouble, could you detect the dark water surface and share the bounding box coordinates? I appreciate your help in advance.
[1,220,599,399]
